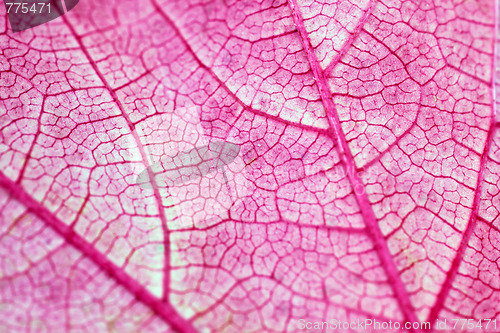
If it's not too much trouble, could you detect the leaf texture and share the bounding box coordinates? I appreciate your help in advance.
[0,0,499,332]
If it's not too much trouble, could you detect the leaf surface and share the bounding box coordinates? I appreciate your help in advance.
[0,0,499,332]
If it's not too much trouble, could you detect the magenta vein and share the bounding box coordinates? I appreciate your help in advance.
[0,172,198,333]
[287,0,422,330]
[426,0,500,323]
[57,14,174,303]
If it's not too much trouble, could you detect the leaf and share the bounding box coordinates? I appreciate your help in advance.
[0,0,498,332]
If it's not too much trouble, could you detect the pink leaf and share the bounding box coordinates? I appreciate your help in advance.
[0,0,498,332]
